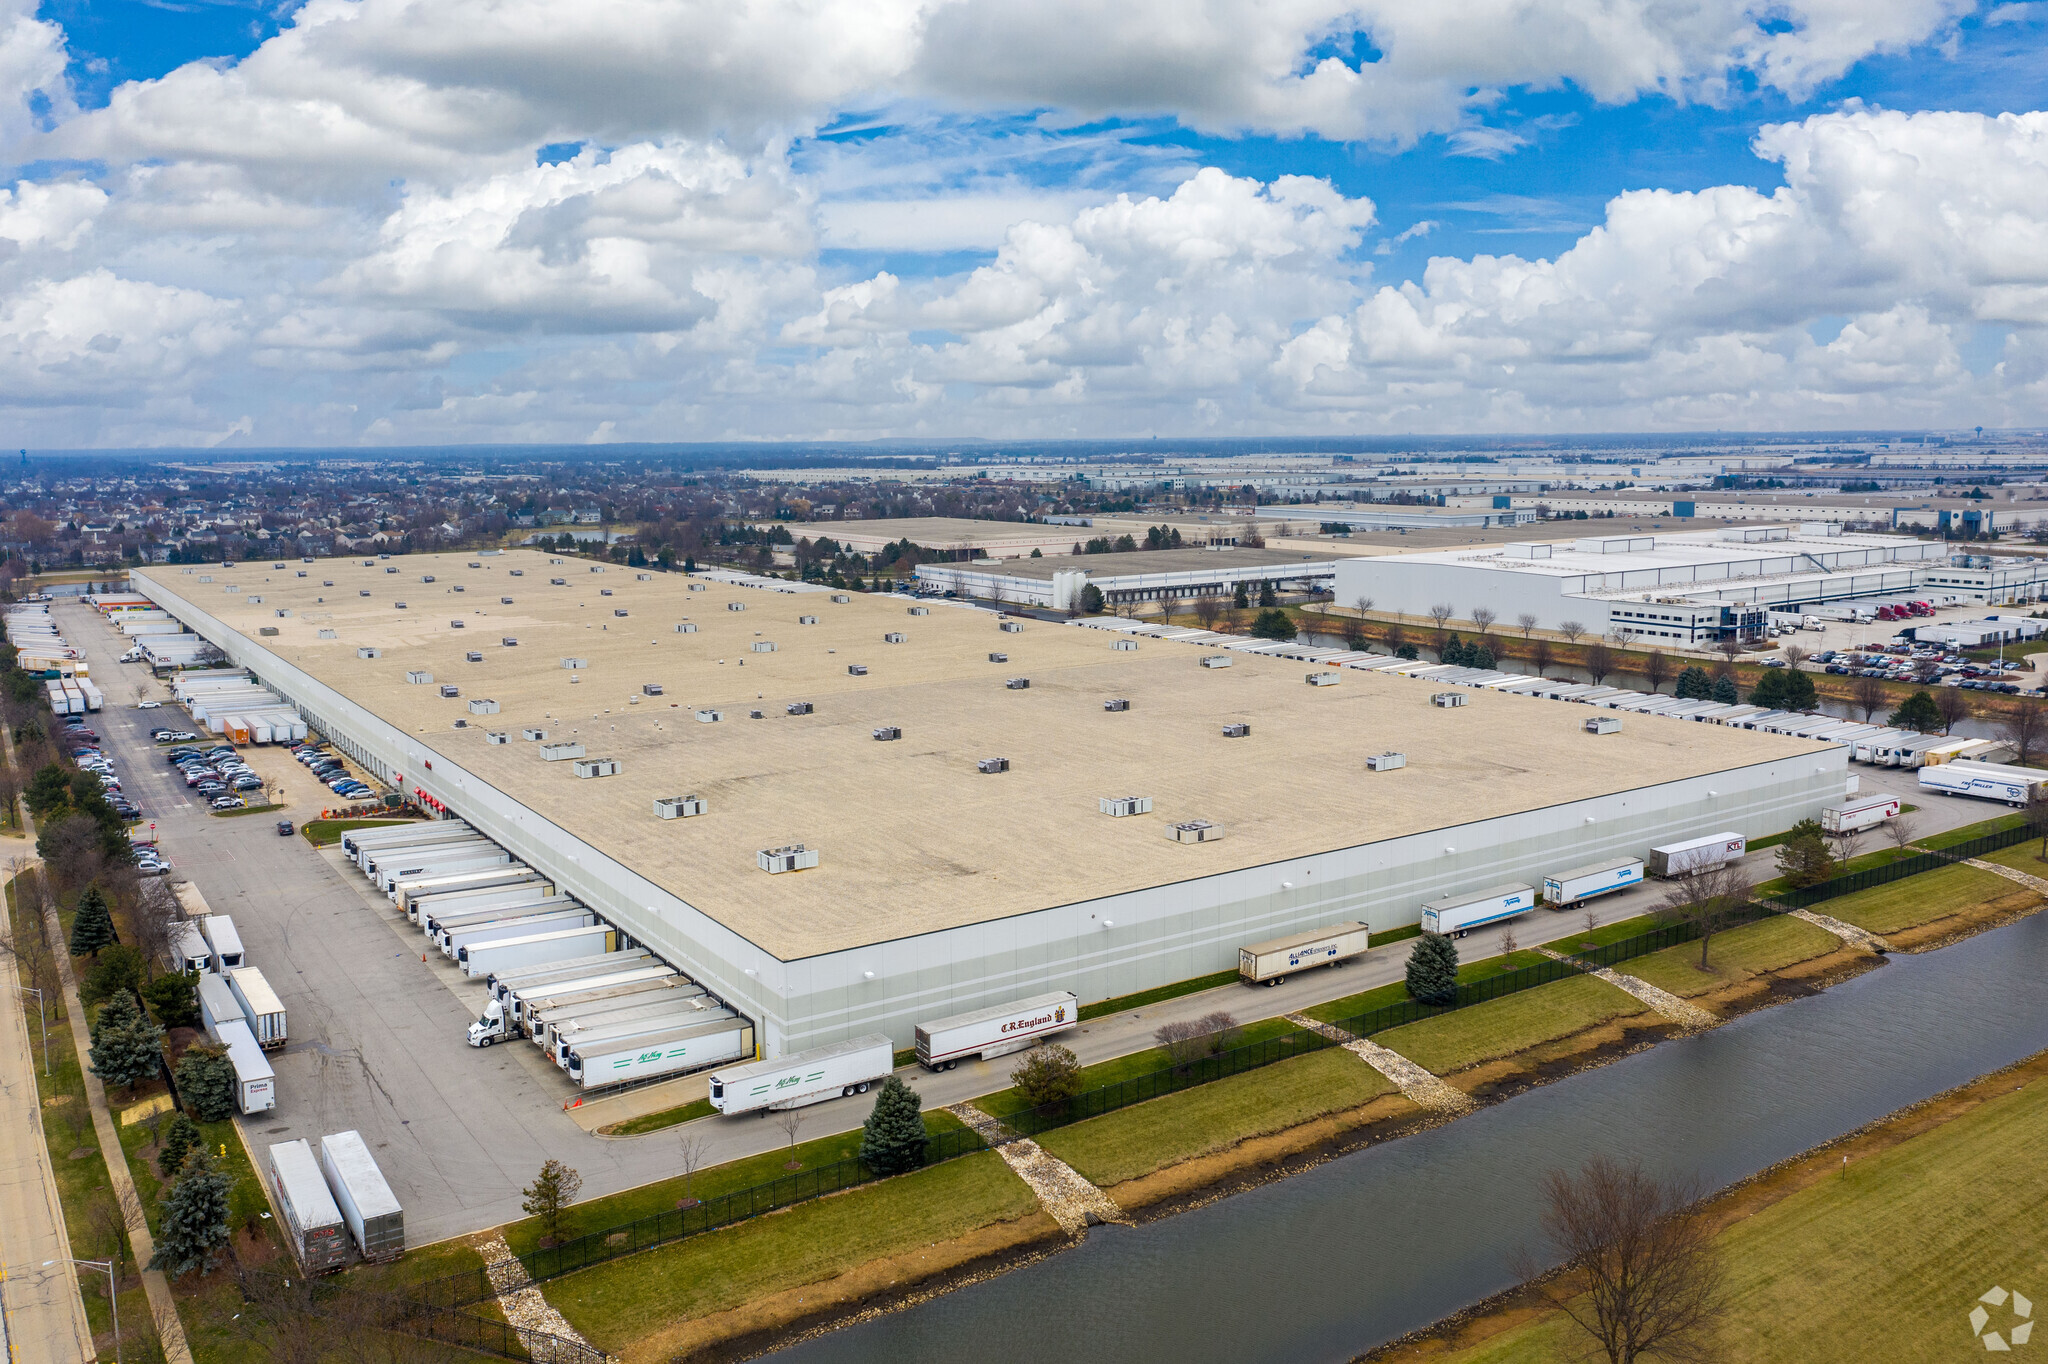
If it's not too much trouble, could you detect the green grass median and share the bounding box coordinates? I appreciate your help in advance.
[1377,975,1645,1077]
[974,1017,1300,1123]
[1812,862,2023,936]
[1622,914,1839,997]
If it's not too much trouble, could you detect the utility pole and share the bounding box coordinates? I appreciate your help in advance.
[45,1259,116,1362]
[16,985,47,1075]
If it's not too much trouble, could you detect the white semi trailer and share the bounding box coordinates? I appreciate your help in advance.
[270,1139,349,1274]
[565,1015,754,1090]
[196,974,243,1044]
[319,1130,404,1263]
[1646,833,1747,878]
[1237,921,1370,987]
[460,922,617,977]
[468,959,669,1045]
[709,1034,894,1114]
[545,998,729,1066]
[343,822,470,864]
[914,991,1079,1071]
[527,979,702,1052]
[1420,883,1536,938]
[227,966,287,1050]
[376,845,506,893]
[1541,857,1645,910]
[355,830,485,874]
[360,836,492,880]
[219,1018,277,1113]
[199,914,244,972]
[393,866,545,915]
[1820,793,1900,834]
[1919,761,2048,806]
[404,874,555,921]
[437,906,593,958]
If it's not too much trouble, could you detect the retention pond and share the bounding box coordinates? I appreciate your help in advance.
[775,912,2048,1364]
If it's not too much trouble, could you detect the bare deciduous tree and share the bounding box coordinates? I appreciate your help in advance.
[1584,641,1616,686]
[1851,674,1887,722]
[1193,595,1222,629]
[1997,697,2045,765]
[1512,1156,1727,1364]
[1531,638,1555,679]
[1428,603,1456,651]
[1610,626,1640,649]
[1714,638,1747,665]
[777,1109,805,1164]
[1781,644,1810,671]
[1656,863,1752,971]
[675,1132,711,1207]
[1471,606,1497,637]
[1935,685,1973,735]
[1883,809,1919,854]
[1353,595,1374,620]
[1517,612,1539,640]
[1643,651,1672,694]
[1559,620,1586,644]
[1497,925,1519,958]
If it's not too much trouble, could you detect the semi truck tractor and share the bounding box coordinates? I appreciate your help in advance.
[1541,857,1644,910]
[1646,833,1746,878]
[914,991,1079,1071]
[1421,883,1536,938]
[709,1034,894,1114]
[1237,921,1370,987]
[468,961,670,1045]
[565,1016,754,1090]
[459,922,617,977]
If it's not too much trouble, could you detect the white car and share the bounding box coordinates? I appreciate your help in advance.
[209,795,246,811]
[136,700,161,709]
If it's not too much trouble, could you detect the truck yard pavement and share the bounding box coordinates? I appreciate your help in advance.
[56,599,1999,1247]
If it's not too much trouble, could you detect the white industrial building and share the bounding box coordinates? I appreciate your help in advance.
[915,546,1357,611]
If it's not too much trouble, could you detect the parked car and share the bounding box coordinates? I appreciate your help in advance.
[209,795,246,811]
[136,700,161,709]
[157,731,198,743]
[276,820,295,836]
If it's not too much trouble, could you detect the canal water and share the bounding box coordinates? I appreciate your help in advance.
[775,913,2048,1364]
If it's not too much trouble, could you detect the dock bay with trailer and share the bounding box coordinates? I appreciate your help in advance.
[1421,884,1535,939]
[1238,922,1370,987]
[1541,857,1644,911]
[709,1035,896,1115]
[915,992,1080,1071]
[220,1019,277,1113]
[1647,832,1747,879]
[565,1015,755,1089]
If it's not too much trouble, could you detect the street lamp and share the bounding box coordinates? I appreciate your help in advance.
[17,984,48,1075]
[44,1257,117,1362]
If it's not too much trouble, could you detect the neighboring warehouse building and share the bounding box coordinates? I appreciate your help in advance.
[914,546,1359,610]
[134,553,1844,1058]
[1333,524,1964,643]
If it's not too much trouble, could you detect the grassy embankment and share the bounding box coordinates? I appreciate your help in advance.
[301,816,417,847]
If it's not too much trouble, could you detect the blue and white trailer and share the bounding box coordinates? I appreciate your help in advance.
[1919,761,2048,807]
[1542,857,1644,911]
[1421,883,1535,938]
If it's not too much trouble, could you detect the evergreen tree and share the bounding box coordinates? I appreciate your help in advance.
[1889,689,1944,733]
[176,1043,238,1122]
[1711,672,1740,704]
[1395,643,1420,660]
[1675,666,1712,700]
[89,989,164,1096]
[151,1147,234,1278]
[68,884,117,957]
[1775,818,1837,888]
[859,1075,929,1176]
[82,944,144,1007]
[1470,644,1496,670]
[143,971,201,1030]
[1232,581,1249,609]
[1749,667,1818,711]
[1258,580,1279,608]
[1078,584,1105,614]
[520,1159,583,1247]
[157,1111,199,1179]
[1250,608,1295,641]
[1405,933,1461,1007]
[1440,633,1466,666]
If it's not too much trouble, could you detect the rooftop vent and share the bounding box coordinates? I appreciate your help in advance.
[908,606,929,616]
[551,578,566,585]
[675,623,698,633]
[977,757,1010,774]
[1111,639,1138,651]
[439,684,461,698]
[258,626,279,637]
[1221,722,1251,738]
[873,726,902,741]
[642,683,664,696]
[787,701,813,715]
[540,741,585,761]
[468,698,499,714]
[406,670,433,684]
[560,658,588,670]
[695,709,723,723]
[758,844,818,874]
[884,632,907,643]
[831,594,851,603]
[466,651,483,662]
[486,731,509,745]
[1099,795,1151,817]
[988,652,1009,663]
[614,609,629,618]
[847,664,869,676]
[1167,820,1223,843]
[751,641,777,652]
[727,602,746,612]
[1431,692,1468,708]
[1104,698,1130,712]
[421,575,436,583]
[502,637,519,647]
[319,629,338,640]
[1200,655,1232,669]
[1006,677,1030,689]
[1306,672,1338,686]
[522,727,546,740]
[571,757,619,779]
[655,795,706,819]
[799,615,818,625]
[1585,715,1623,735]
[358,647,381,659]
[689,583,706,592]
[450,620,466,629]
[1366,751,1407,771]
[601,589,613,597]
[999,621,1023,634]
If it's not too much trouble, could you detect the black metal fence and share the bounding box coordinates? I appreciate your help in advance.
[1569,902,1778,970]
[1773,821,2035,908]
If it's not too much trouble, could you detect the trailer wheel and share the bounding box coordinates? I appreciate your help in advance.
[944,1059,958,1072]
[841,1085,853,1097]
[855,1081,870,1093]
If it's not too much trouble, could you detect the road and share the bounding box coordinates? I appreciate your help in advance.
[53,598,2005,1248]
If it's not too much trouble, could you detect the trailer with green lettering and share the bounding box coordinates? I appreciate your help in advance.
[564,1016,754,1089]
[707,1033,894,1115]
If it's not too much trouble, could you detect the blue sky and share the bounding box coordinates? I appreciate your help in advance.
[4,0,2047,444]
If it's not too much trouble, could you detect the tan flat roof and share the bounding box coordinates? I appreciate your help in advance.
[139,553,1818,959]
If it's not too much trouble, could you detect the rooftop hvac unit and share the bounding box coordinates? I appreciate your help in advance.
[614,609,629,618]
[977,757,1011,774]
[787,701,813,715]
[386,567,397,574]
[551,577,566,585]
[1200,655,1232,669]
[501,597,513,604]
[1112,639,1138,651]
[1306,672,1338,686]
[359,590,371,597]
[908,606,929,616]
[600,589,613,597]
[989,652,1009,663]
[467,698,499,714]
[800,615,818,625]
[561,658,588,669]
[695,709,723,723]
[758,844,818,874]
[540,742,585,761]
[1104,698,1130,712]
[468,561,480,568]
[847,664,869,676]
[831,594,850,603]
[873,726,902,741]
[502,637,518,647]
[394,601,407,609]
[259,626,279,637]
[642,683,664,696]
[319,630,338,640]
[751,641,776,652]
[1006,677,1030,689]
[749,709,764,719]
[421,575,436,583]
[1167,820,1223,843]
[637,573,653,581]
[1366,751,1407,771]
[466,651,483,662]
[675,623,698,633]
[453,718,469,729]
[727,602,746,612]
[571,757,619,779]
[1431,692,1468,708]
[689,583,705,592]
[1585,715,1623,735]
[510,569,523,576]
[591,565,604,573]
[884,632,907,643]
[655,795,708,819]
[522,727,546,740]
[450,620,466,629]
[1221,722,1251,738]
[439,684,461,698]
[247,595,263,604]
[486,731,509,745]
[405,670,433,684]
[274,607,290,617]
[1000,621,1023,634]
[296,571,307,577]
[452,585,466,593]
[1099,795,1152,817]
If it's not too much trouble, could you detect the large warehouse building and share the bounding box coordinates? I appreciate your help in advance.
[134,552,1845,1057]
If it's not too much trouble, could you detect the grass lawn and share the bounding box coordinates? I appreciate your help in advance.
[1623,915,1840,998]
[1303,948,1582,1029]
[1035,1048,1393,1186]
[975,1017,1301,1122]
[1376,976,1645,1077]
[301,816,416,847]
[548,1151,1039,1354]
[1433,1062,2048,1364]
[1921,809,2032,850]
[500,1109,976,1257]
[595,1096,716,1136]
[1981,839,2048,879]
[1818,862,2022,935]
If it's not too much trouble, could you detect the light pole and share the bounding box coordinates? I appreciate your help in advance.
[17,984,47,1075]
[44,1258,117,1362]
